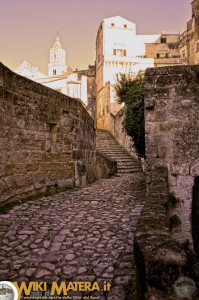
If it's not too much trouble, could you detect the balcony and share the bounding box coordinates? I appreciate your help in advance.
[154,57,183,65]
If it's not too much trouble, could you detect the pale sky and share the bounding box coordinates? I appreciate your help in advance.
[0,0,191,74]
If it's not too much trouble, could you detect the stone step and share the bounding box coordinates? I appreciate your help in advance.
[117,165,140,169]
[117,169,140,173]
[98,151,130,156]
[117,167,140,172]
[96,129,141,176]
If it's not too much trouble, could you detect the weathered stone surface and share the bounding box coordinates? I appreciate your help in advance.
[145,65,199,244]
[0,62,96,204]
[140,64,199,298]
[0,173,144,299]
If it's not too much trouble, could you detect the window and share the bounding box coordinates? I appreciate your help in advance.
[111,23,115,27]
[113,49,126,56]
[156,53,167,58]
[169,43,179,50]
[53,69,56,75]
[124,24,127,29]
[49,124,58,153]
[196,42,199,52]
[160,37,167,43]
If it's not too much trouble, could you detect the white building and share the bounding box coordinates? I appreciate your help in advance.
[96,16,160,129]
[16,36,88,106]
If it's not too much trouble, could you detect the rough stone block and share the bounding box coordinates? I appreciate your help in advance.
[145,98,155,109]
[158,146,166,158]
[180,99,192,108]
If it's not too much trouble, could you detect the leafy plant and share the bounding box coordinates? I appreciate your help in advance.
[114,72,145,158]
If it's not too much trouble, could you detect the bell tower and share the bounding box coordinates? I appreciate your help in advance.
[48,35,67,76]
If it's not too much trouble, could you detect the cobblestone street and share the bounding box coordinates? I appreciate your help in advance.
[0,173,145,300]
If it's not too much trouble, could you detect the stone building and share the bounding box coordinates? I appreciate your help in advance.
[16,36,95,106]
[96,16,159,130]
[179,0,199,64]
[145,33,182,67]
[96,16,182,131]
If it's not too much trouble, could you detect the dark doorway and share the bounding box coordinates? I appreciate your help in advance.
[192,177,199,254]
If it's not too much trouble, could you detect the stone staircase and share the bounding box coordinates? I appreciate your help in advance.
[96,129,142,175]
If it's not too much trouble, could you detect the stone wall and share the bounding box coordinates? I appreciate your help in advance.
[95,152,117,179]
[144,65,199,244]
[134,166,198,300]
[0,62,96,204]
[97,109,137,158]
[113,108,137,158]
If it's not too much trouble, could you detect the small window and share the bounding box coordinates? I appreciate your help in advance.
[157,53,167,58]
[160,37,167,43]
[111,23,115,27]
[53,69,56,75]
[196,42,199,52]
[113,49,126,56]
[49,124,58,153]
[124,24,127,29]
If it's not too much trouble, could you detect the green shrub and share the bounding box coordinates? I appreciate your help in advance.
[114,72,145,158]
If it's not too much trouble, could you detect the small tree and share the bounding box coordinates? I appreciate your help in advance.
[114,72,145,158]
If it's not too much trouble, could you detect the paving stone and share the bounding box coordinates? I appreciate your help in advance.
[114,275,132,286]
[0,173,144,299]
[35,269,51,279]
[77,266,87,274]
[40,263,55,271]
[65,254,75,261]
[26,268,36,277]
[63,266,77,276]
